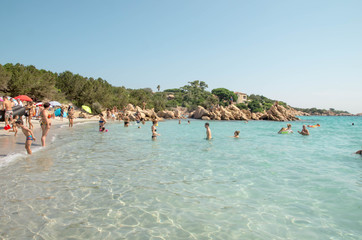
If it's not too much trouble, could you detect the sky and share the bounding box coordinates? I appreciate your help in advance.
[1,0,361,113]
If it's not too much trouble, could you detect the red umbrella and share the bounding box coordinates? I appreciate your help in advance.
[14,95,33,102]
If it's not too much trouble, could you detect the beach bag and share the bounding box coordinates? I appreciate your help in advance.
[4,125,11,130]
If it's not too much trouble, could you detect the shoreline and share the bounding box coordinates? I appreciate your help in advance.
[0,118,98,163]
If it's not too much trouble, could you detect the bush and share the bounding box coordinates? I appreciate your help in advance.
[248,100,264,113]
[91,102,102,114]
[236,103,248,110]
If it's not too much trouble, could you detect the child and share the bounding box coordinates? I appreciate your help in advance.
[99,113,106,130]
[15,119,36,154]
[9,115,19,136]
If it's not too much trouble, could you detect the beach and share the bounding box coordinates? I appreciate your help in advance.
[0,116,361,239]
[0,117,97,160]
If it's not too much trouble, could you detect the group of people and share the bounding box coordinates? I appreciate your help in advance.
[1,96,78,155]
[1,98,53,154]
[2,97,361,156]
[278,123,310,135]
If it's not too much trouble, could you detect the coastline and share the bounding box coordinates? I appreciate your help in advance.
[0,117,98,162]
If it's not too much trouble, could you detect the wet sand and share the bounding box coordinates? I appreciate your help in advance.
[0,117,97,159]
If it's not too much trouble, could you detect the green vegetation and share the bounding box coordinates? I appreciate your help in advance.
[0,64,217,112]
[2,63,348,115]
[211,88,237,106]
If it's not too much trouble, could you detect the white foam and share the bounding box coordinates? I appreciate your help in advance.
[74,121,94,126]
[0,152,26,168]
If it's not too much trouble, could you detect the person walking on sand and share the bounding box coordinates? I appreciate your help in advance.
[2,96,14,127]
[151,120,160,140]
[40,102,51,147]
[298,125,310,136]
[68,106,75,127]
[15,119,36,154]
[205,122,212,140]
[25,101,35,129]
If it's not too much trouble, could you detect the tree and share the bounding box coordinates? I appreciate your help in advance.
[211,88,238,104]
[0,64,11,93]
[248,100,264,113]
[157,85,160,92]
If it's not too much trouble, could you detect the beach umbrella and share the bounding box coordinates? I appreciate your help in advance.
[49,101,62,107]
[14,95,33,102]
[82,105,92,114]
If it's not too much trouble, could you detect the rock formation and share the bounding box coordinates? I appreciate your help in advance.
[189,104,303,121]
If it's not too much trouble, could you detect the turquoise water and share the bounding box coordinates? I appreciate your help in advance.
[0,116,361,239]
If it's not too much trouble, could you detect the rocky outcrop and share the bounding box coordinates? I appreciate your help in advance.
[192,106,210,119]
[258,105,299,121]
[190,104,302,121]
[157,110,175,119]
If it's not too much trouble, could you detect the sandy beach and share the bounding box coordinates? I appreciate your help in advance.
[0,117,97,159]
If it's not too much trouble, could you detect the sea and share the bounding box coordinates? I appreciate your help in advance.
[0,116,361,239]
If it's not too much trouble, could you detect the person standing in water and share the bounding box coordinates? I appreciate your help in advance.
[205,122,212,140]
[16,119,36,154]
[25,101,35,129]
[2,96,14,127]
[151,120,160,140]
[298,125,310,136]
[40,102,51,147]
[124,114,130,127]
[99,113,106,130]
[68,106,75,127]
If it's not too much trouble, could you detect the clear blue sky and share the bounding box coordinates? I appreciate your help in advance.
[1,0,361,113]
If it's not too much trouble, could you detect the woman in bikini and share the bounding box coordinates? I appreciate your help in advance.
[25,101,35,129]
[151,120,160,140]
[40,102,51,147]
[68,106,75,127]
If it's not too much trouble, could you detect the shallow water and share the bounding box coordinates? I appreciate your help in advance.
[0,116,361,239]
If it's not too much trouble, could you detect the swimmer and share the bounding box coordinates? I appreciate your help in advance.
[278,124,293,134]
[356,150,362,154]
[151,120,160,140]
[233,131,240,138]
[179,119,181,124]
[205,122,212,140]
[15,119,36,154]
[298,125,310,136]
[187,120,190,124]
